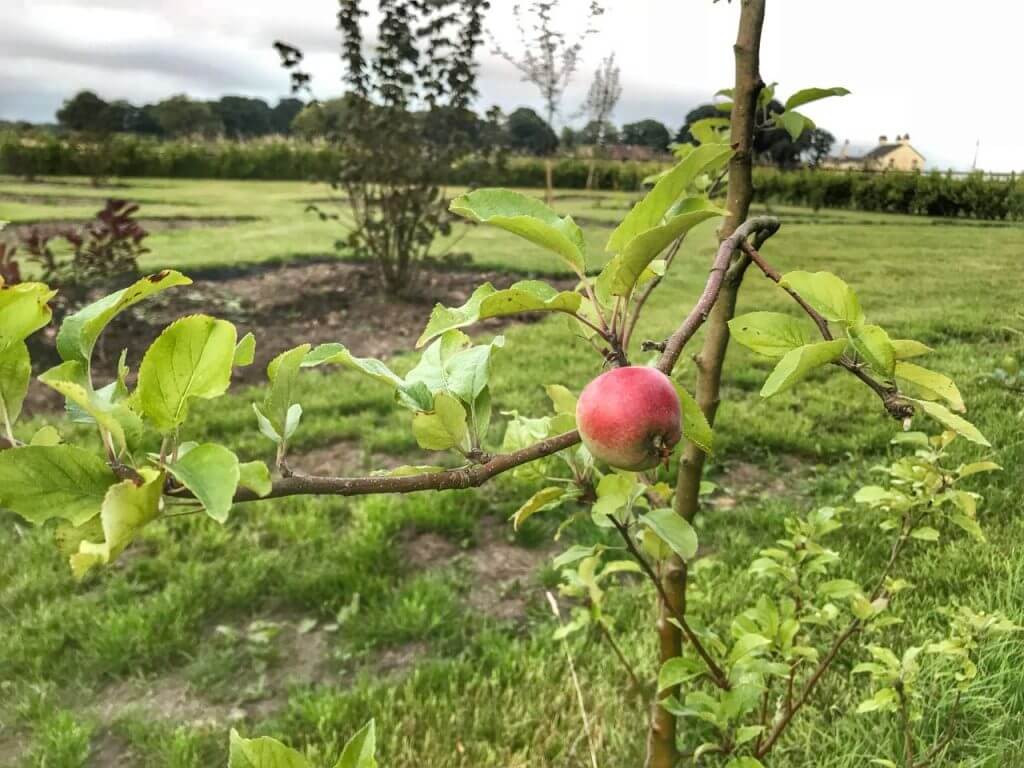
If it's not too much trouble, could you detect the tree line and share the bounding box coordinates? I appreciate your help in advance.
[4,89,834,169]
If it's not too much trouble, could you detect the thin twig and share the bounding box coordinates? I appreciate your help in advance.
[608,517,730,689]
[655,216,781,375]
[741,240,913,421]
[755,521,911,758]
[597,620,648,698]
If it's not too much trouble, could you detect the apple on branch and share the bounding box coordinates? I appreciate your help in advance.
[576,367,682,471]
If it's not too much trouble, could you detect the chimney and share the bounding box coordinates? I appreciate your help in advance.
[879,134,888,144]
[899,133,911,144]
[839,139,850,159]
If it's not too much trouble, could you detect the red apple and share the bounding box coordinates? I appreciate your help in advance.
[576,366,682,471]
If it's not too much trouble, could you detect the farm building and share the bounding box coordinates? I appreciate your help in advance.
[824,134,926,171]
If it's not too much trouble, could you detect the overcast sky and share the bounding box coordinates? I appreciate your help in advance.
[1,1,1020,171]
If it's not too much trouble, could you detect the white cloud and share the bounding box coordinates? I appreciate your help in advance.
[1,0,1020,171]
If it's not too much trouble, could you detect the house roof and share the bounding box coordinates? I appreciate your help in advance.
[862,142,926,162]
[863,144,901,160]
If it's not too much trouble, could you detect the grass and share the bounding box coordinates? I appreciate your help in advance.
[1,175,1023,767]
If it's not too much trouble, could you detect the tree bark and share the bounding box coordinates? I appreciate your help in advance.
[646,2,766,766]
[545,156,555,205]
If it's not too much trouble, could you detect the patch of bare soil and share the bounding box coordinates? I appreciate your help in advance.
[289,439,449,478]
[400,515,556,622]
[91,618,334,735]
[0,729,30,767]
[708,456,807,510]
[93,674,235,729]
[464,516,558,621]
[23,261,574,415]
[367,641,429,678]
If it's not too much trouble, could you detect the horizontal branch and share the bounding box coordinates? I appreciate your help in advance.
[655,216,780,374]
[229,429,581,503]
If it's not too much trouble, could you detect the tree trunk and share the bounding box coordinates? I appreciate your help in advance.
[646,2,767,766]
[586,157,596,190]
[545,156,554,205]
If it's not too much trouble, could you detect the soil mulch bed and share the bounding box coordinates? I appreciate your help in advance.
[23,259,575,414]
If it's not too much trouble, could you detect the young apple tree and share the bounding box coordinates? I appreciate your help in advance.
[493,0,605,203]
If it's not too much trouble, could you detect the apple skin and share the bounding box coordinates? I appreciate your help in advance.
[576,366,682,471]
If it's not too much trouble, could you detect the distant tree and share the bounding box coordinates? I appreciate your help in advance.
[290,95,362,139]
[213,96,273,138]
[56,91,110,132]
[622,119,671,152]
[493,0,605,202]
[678,99,833,169]
[579,119,619,146]
[506,107,558,155]
[674,103,722,144]
[578,53,622,188]
[804,128,835,167]
[560,125,579,152]
[150,95,222,138]
[276,0,490,294]
[270,98,304,134]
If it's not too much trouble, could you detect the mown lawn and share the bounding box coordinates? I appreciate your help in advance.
[1,176,1022,768]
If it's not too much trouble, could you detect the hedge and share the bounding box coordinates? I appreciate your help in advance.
[752,168,1024,221]
[4,133,1022,220]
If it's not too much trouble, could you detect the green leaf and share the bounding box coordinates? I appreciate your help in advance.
[856,686,897,713]
[233,333,256,367]
[848,324,896,377]
[910,526,940,542]
[257,344,311,444]
[238,460,272,498]
[895,362,964,412]
[673,382,713,454]
[911,399,989,446]
[0,445,116,525]
[304,342,428,412]
[778,271,864,325]
[735,725,765,746]
[610,197,727,296]
[56,270,191,366]
[0,341,31,428]
[553,544,605,570]
[728,312,813,358]
[818,579,861,599]
[639,508,698,561]
[784,86,851,110]
[949,512,985,542]
[334,719,377,768]
[891,339,933,359]
[776,110,814,141]
[229,729,311,768]
[417,281,581,348]
[449,189,587,275]
[136,315,237,432]
[511,486,566,530]
[167,443,240,523]
[658,656,704,691]
[39,361,132,453]
[607,143,733,255]
[760,339,847,397]
[371,464,446,477]
[411,391,468,451]
[0,282,56,354]
[69,467,164,579]
[545,384,577,416]
[957,461,1001,478]
[30,425,62,446]
[443,337,505,405]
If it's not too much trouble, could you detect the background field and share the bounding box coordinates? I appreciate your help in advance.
[1,176,1022,768]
